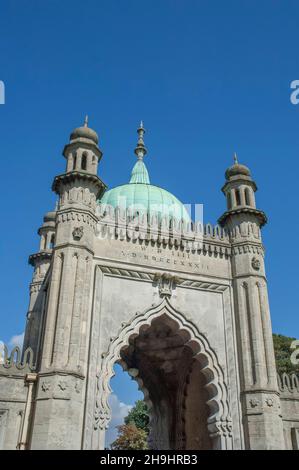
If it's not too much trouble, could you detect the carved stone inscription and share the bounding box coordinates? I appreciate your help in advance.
[121,247,202,270]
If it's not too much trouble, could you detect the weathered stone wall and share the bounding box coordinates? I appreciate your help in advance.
[0,373,27,449]
[277,374,299,449]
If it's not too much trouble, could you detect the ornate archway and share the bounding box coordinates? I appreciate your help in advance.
[94,297,232,449]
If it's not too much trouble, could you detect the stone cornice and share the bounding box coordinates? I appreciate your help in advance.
[52,171,106,198]
[28,250,52,266]
[218,207,267,227]
[231,243,264,256]
[38,370,85,379]
[54,243,94,256]
[57,208,98,226]
[96,221,232,256]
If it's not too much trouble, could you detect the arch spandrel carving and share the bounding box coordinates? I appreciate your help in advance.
[93,297,232,450]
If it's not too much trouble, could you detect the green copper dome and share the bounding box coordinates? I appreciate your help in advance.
[99,124,190,223]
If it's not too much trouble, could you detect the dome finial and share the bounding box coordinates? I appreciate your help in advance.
[134,121,147,160]
[84,115,88,127]
[234,152,238,164]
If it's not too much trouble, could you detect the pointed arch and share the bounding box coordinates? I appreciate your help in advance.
[94,297,232,449]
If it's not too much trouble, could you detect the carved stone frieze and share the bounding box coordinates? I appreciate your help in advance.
[98,265,229,294]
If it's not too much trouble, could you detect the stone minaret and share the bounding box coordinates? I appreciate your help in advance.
[219,154,284,449]
[29,118,106,449]
[23,211,56,355]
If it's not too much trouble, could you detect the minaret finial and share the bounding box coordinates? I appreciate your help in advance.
[234,152,238,164]
[134,121,147,160]
[84,115,88,127]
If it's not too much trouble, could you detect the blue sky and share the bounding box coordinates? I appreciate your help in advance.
[1,0,299,445]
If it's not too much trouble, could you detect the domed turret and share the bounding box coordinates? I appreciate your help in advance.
[62,116,103,175]
[43,211,56,223]
[219,153,267,227]
[38,210,57,251]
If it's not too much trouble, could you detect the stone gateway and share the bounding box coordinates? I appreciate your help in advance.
[0,120,298,450]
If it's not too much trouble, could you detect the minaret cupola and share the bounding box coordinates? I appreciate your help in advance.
[63,116,103,175]
[38,211,56,251]
[52,117,106,212]
[218,153,267,227]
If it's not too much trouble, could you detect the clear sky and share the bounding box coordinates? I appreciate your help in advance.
[0,0,299,445]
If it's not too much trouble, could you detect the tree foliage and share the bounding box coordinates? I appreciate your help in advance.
[124,400,149,434]
[111,424,148,450]
[273,333,298,375]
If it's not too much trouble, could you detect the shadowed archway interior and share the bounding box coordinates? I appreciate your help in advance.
[117,313,212,450]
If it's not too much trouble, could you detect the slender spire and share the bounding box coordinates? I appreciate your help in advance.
[84,115,88,127]
[234,152,238,164]
[134,121,147,160]
[130,122,150,184]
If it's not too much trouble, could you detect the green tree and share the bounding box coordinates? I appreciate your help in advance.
[273,333,299,375]
[125,400,149,434]
[111,424,148,450]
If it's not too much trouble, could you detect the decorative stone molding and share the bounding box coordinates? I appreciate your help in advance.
[98,265,229,294]
[97,207,229,239]
[96,215,232,257]
[249,398,259,408]
[208,420,233,439]
[57,210,97,230]
[154,273,179,297]
[72,226,84,241]
[277,373,299,395]
[218,207,267,228]
[52,171,106,200]
[41,381,51,392]
[0,345,35,372]
[98,230,232,258]
[99,265,155,282]
[251,257,261,270]
[29,282,43,295]
[58,381,68,391]
[29,251,52,267]
[232,244,264,256]
[265,397,274,407]
[93,297,232,449]
[179,279,229,292]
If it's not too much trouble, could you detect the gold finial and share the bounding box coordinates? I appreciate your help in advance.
[134,121,147,160]
[84,115,88,127]
[234,152,238,164]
